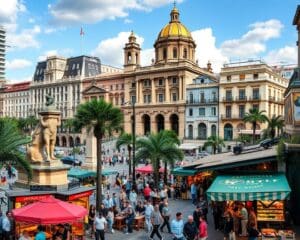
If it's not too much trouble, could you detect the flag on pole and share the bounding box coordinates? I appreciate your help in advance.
[80,27,84,36]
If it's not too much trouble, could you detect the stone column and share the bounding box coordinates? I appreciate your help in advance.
[181,76,186,101]
[139,80,143,104]
[151,79,156,104]
[178,76,182,100]
[83,127,97,171]
[151,116,156,133]
[165,77,170,103]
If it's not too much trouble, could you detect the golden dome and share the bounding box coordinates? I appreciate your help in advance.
[157,6,192,39]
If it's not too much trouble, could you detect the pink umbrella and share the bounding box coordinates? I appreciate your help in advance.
[136,164,164,173]
[12,196,87,224]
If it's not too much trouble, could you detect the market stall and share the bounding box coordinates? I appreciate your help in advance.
[12,196,87,239]
[206,173,294,239]
[136,165,165,174]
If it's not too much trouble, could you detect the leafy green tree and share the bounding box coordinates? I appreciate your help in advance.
[243,108,268,144]
[74,99,123,211]
[204,135,225,154]
[136,130,183,188]
[26,115,38,132]
[0,118,32,180]
[116,133,133,176]
[266,115,284,139]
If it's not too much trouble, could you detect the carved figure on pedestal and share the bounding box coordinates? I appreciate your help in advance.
[27,114,61,162]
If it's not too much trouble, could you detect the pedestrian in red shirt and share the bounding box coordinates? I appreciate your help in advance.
[144,184,151,201]
[198,215,208,240]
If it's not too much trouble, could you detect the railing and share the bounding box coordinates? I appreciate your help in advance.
[222,97,233,102]
[186,98,218,104]
[249,95,261,101]
[221,114,243,120]
[236,96,247,101]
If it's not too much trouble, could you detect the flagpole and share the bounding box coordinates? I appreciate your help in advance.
[80,27,84,55]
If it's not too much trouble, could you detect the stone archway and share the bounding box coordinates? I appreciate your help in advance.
[56,136,60,146]
[170,114,179,135]
[142,114,151,135]
[75,137,81,146]
[62,136,67,147]
[69,136,74,147]
[156,114,165,132]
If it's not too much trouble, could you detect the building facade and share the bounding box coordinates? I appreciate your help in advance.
[0,26,5,80]
[30,55,101,147]
[3,82,30,118]
[185,75,219,140]
[219,60,289,141]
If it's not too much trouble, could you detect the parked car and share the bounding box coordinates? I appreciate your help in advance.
[60,156,82,166]
[259,137,281,149]
[198,151,210,158]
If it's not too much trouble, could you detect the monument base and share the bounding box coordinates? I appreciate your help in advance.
[17,160,70,188]
[81,158,97,171]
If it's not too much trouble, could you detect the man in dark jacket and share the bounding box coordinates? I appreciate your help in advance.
[193,205,202,228]
[183,215,198,240]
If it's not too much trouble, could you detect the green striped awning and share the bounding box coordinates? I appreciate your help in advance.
[206,174,291,201]
[171,167,197,176]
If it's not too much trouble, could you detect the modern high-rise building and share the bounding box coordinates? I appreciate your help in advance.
[0,26,5,80]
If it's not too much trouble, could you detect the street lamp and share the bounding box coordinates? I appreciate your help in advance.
[123,100,136,187]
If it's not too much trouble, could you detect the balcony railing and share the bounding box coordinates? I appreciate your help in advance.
[221,114,244,120]
[186,98,218,105]
[236,96,247,101]
[249,95,261,101]
[222,96,233,102]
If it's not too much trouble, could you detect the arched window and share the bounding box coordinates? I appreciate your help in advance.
[163,48,167,60]
[188,125,193,139]
[224,123,233,141]
[183,48,187,58]
[173,47,177,58]
[127,52,132,63]
[135,53,138,63]
[198,123,207,140]
[211,125,217,137]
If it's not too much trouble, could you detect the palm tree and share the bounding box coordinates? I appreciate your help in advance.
[63,118,75,147]
[0,118,32,180]
[74,99,123,211]
[26,115,38,133]
[243,108,268,144]
[204,135,225,154]
[135,130,183,188]
[116,133,133,176]
[266,115,284,139]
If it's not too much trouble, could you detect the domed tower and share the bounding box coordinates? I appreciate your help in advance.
[124,31,141,71]
[154,6,196,64]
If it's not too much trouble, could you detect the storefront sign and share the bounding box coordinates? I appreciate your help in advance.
[16,194,52,203]
[30,185,57,192]
[68,190,93,201]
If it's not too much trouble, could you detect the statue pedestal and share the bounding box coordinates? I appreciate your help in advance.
[17,160,70,188]
[82,129,97,171]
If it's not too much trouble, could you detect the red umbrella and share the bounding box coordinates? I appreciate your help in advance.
[136,164,164,173]
[12,196,87,224]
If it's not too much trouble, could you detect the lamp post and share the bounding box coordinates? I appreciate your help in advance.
[131,100,136,187]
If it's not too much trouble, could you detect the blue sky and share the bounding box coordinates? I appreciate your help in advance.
[1,0,299,82]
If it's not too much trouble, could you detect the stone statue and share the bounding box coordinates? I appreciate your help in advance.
[27,114,61,162]
[45,94,54,106]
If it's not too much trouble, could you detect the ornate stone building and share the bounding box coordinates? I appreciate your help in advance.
[121,7,214,138]
[219,60,288,141]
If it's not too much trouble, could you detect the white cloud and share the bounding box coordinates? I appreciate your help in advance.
[0,0,26,26]
[6,59,32,70]
[7,25,41,50]
[221,19,283,58]
[49,0,183,25]
[141,48,155,66]
[192,28,228,72]
[264,45,297,65]
[92,31,145,67]
[37,48,74,61]
[7,75,32,83]
[44,27,57,34]
[124,18,133,24]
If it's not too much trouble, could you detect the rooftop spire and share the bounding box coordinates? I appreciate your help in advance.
[170,2,180,22]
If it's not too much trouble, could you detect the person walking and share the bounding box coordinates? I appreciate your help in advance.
[247,222,259,240]
[198,215,208,240]
[94,212,107,240]
[124,201,135,234]
[239,203,248,237]
[183,215,198,240]
[106,208,114,234]
[35,225,46,240]
[2,211,12,240]
[149,204,163,240]
[223,213,234,240]
[171,212,185,240]
[160,202,171,233]
[145,201,154,233]
[129,189,138,209]
[88,204,96,237]
[193,205,202,228]
[144,184,151,201]
[190,183,197,205]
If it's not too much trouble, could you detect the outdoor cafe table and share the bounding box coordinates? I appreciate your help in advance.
[114,215,125,230]
[134,215,145,231]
